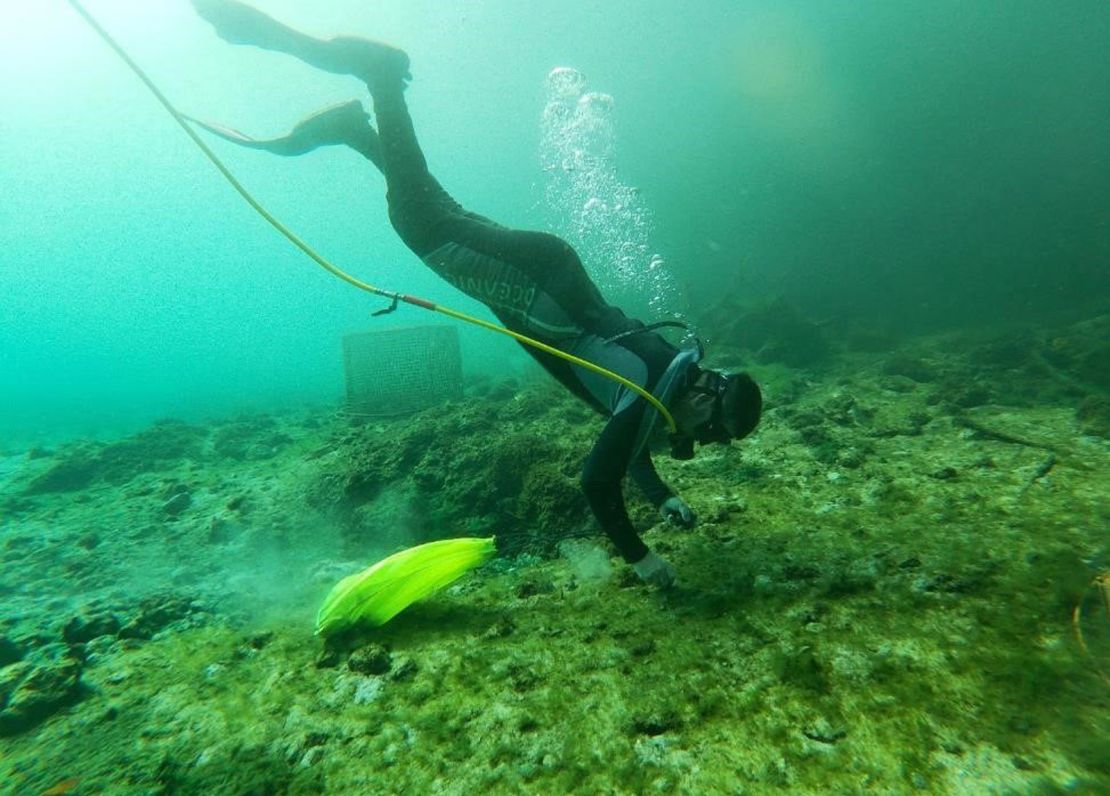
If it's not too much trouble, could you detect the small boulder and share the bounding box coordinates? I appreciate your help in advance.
[347,644,391,676]
[882,354,937,383]
[388,656,418,682]
[162,491,192,517]
[0,636,22,667]
[118,594,201,640]
[0,661,33,706]
[0,647,83,736]
[1077,396,1110,438]
[62,611,121,644]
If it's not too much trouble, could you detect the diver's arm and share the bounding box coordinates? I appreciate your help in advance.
[580,408,651,564]
[627,451,673,508]
[629,452,697,528]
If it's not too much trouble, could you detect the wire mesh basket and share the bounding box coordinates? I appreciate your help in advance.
[342,325,463,416]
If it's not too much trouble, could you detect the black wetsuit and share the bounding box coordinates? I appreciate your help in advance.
[371,85,693,563]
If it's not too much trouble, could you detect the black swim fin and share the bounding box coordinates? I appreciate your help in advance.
[184,100,382,167]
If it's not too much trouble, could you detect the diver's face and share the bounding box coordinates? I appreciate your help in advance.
[672,390,718,442]
[675,369,737,442]
[668,393,724,460]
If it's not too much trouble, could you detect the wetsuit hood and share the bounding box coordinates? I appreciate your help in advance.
[632,346,701,459]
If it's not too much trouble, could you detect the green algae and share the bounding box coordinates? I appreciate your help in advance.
[1,320,1108,794]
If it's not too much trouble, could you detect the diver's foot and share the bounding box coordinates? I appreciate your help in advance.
[314,36,411,90]
[192,0,303,50]
[288,100,383,164]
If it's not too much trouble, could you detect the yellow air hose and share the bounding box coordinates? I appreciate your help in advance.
[66,0,677,433]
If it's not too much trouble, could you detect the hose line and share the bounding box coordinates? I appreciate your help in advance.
[66,0,677,432]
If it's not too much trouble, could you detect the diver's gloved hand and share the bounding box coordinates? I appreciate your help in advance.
[632,551,677,589]
[660,496,697,528]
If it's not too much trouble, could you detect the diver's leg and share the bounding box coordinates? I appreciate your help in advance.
[192,0,409,88]
[192,2,588,292]
[366,80,502,259]
[369,79,598,302]
[369,83,434,200]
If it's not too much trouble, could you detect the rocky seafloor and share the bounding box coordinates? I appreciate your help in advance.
[1,313,1108,795]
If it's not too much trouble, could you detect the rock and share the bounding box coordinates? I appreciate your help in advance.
[1076,396,1110,438]
[23,451,99,495]
[207,514,235,544]
[118,594,201,640]
[246,632,274,650]
[948,383,992,409]
[0,649,83,736]
[388,656,418,682]
[880,375,918,393]
[630,640,656,658]
[212,416,291,460]
[969,332,1037,370]
[0,636,22,667]
[1075,343,1110,392]
[76,533,100,550]
[776,645,829,693]
[515,580,553,598]
[162,491,192,517]
[0,662,33,706]
[352,677,384,704]
[314,646,341,669]
[226,494,248,512]
[26,422,206,494]
[482,616,515,640]
[631,707,682,736]
[348,644,391,676]
[616,568,640,589]
[700,297,831,367]
[62,611,121,644]
[882,354,937,383]
[803,717,847,744]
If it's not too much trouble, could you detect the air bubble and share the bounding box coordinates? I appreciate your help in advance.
[539,68,679,315]
[546,67,586,102]
[578,92,614,114]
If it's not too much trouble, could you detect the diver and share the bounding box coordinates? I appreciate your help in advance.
[190,0,762,589]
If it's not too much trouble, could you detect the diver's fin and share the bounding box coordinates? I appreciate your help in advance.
[182,114,277,150]
[192,0,307,52]
[184,100,383,167]
[192,0,411,88]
